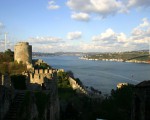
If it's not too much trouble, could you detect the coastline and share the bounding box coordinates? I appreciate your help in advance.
[79,56,150,64]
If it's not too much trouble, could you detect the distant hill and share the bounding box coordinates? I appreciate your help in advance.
[82,50,150,63]
[32,52,85,57]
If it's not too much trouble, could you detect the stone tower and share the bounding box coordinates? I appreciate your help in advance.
[14,42,32,64]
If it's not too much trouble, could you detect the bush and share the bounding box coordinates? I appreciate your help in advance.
[34,63,51,69]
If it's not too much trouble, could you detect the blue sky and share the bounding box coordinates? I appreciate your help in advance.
[0,0,150,52]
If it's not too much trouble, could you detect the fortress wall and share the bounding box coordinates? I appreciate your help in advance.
[35,69,39,74]
[45,69,48,73]
[28,68,58,91]
[14,42,32,64]
[29,69,57,86]
[49,70,53,74]
[69,77,87,94]
[30,74,44,85]
[45,74,52,79]
[34,69,53,74]
[39,69,44,74]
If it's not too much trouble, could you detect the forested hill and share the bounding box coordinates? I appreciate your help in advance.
[82,50,150,63]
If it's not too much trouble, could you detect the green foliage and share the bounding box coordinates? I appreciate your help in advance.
[0,62,9,74]
[99,84,134,120]
[57,71,71,88]
[9,61,27,74]
[0,61,27,75]
[57,71,134,120]
[11,75,26,90]
[34,92,49,119]
[57,71,74,99]
[0,49,14,63]
[34,62,51,69]
[59,84,134,120]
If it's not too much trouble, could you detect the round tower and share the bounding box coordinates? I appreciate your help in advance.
[14,42,32,64]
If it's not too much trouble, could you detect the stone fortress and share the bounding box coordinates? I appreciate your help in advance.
[14,42,87,94]
[0,42,60,120]
[14,42,56,90]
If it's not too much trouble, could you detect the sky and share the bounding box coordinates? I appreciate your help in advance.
[0,0,150,53]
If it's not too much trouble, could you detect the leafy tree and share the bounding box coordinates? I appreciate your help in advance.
[0,49,14,63]
[99,84,134,120]
[0,62,27,75]
[57,71,70,88]
[34,62,51,69]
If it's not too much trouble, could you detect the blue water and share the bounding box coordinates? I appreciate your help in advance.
[36,56,150,94]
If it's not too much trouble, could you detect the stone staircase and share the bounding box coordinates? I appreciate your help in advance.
[4,92,25,120]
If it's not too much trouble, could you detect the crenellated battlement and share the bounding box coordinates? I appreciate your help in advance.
[29,68,57,90]
[34,69,54,74]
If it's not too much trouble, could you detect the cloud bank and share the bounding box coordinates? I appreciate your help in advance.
[13,18,150,52]
[66,0,150,21]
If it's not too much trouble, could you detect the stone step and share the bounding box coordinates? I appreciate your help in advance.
[3,92,25,120]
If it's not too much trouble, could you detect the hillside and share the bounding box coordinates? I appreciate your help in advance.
[81,50,150,63]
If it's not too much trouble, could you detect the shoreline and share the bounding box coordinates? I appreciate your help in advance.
[79,57,150,64]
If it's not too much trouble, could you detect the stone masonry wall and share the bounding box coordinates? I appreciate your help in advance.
[69,77,88,94]
[14,42,32,64]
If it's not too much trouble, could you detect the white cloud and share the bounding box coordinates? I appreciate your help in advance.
[71,12,90,21]
[117,33,128,43]
[22,18,150,52]
[67,0,125,18]
[27,36,62,44]
[91,18,150,51]
[47,1,60,10]
[66,0,150,20]
[131,18,150,44]
[92,28,128,43]
[139,18,150,28]
[127,0,150,8]
[67,31,82,40]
